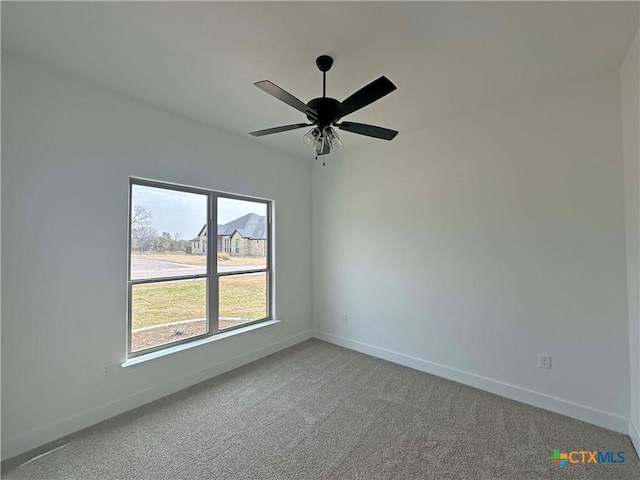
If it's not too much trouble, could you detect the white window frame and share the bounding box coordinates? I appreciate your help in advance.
[127,178,272,359]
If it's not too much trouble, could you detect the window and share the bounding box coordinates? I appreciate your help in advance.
[128,179,271,358]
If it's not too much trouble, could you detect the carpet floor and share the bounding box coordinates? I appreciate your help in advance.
[2,339,638,479]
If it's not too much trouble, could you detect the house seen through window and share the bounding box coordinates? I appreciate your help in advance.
[128,179,271,357]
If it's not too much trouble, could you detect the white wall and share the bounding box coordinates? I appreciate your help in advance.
[312,73,630,432]
[622,28,640,452]
[1,56,312,459]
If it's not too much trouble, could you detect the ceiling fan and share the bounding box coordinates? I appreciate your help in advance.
[250,55,398,156]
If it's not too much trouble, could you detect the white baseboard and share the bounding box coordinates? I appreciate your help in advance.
[313,330,629,435]
[630,421,640,459]
[2,330,312,461]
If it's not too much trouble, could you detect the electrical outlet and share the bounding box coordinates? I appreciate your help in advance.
[341,313,348,323]
[538,354,551,370]
[103,362,114,376]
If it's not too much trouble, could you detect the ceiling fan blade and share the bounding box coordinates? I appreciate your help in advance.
[337,122,398,140]
[254,80,318,120]
[338,76,396,118]
[250,123,312,137]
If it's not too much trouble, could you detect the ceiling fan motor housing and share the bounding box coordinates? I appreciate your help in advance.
[306,97,341,129]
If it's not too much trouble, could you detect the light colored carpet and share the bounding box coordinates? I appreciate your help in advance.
[2,339,638,479]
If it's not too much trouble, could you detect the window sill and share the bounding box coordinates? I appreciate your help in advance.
[121,319,281,368]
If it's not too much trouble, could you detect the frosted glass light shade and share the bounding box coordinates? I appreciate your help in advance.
[303,128,321,148]
[323,127,343,150]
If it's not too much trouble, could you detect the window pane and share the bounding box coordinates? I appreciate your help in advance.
[130,184,208,280]
[219,272,267,330]
[131,278,207,352]
[217,197,267,273]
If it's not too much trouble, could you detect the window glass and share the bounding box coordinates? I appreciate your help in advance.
[131,278,207,352]
[219,272,268,330]
[217,197,268,273]
[130,185,207,280]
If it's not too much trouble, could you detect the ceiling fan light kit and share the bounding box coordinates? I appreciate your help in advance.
[250,55,398,156]
[302,127,321,148]
[323,126,344,151]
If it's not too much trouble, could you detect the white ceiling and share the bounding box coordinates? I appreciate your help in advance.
[2,1,638,159]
